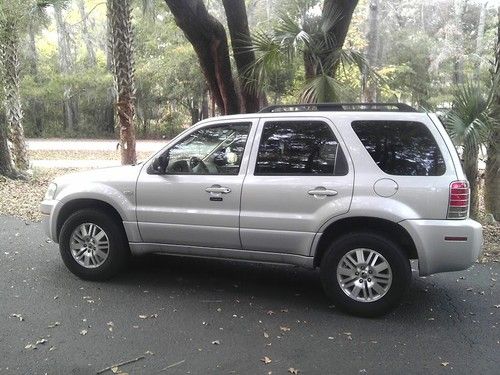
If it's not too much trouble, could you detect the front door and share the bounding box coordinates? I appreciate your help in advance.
[240,117,354,256]
[136,120,256,249]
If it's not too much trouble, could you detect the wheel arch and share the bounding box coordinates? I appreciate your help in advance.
[313,217,418,268]
[56,199,125,241]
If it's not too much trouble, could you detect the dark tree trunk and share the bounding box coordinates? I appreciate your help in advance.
[164,0,240,115]
[221,0,261,113]
[201,88,209,119]
[321,0,359,77]
[484,8,500,221]
[323,0,359,48]
[303,51,316,80]
[108,0,137,165]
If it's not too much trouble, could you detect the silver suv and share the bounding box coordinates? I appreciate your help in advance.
[41,103,483,316]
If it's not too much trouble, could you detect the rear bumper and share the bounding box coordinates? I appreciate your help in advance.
[399,219,483,276]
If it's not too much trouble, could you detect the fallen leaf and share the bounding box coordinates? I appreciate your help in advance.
[280,326,291,332]
[261,356,272,364]
[288,368,299,374]
[264,332,269,338]
[80,329,88,336]
[111,366,119,373]
[10,313,24,321]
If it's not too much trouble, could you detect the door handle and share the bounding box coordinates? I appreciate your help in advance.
[205,185,231,194]
[308,187,338,197]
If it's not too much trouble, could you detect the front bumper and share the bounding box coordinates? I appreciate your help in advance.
[400,219,483,276]
[40,199,60,243]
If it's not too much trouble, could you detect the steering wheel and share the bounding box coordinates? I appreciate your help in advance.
[189,156,209,173]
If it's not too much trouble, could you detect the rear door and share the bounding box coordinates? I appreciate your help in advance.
[240,117,354,256]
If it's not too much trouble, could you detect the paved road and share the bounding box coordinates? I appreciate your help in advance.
[27,139,165,152]
[27,139,167,169]
[0,215,498,375]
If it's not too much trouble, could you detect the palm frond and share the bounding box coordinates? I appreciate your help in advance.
[300,74,343,103]
[445,81,495,151]
[320,2,343,36]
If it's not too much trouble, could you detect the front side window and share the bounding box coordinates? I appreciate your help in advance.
[255,121,348,175]
[166,123,251,175]
[352,120,446,176]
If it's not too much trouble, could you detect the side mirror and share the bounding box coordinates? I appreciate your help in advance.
[148,154,169,174]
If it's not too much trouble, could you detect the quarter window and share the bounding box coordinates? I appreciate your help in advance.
[255,121,348,175]
[351,120,446,176]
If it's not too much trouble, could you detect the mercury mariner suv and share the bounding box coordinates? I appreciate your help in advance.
[41,103,483,316]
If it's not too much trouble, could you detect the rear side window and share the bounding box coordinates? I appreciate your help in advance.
[255,121,348,175]
[352,121,445,176]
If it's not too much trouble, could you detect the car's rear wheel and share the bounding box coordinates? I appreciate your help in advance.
[59,209,130,280]
[320,232,411,317]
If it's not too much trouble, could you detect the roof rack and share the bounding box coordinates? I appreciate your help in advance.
[259,103,418,113]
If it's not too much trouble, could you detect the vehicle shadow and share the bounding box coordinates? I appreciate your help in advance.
[105,254,465,321]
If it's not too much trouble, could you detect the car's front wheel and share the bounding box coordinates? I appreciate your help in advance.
[59,209,130,280]
[320,232,412,317]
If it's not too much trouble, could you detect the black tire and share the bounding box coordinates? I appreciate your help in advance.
[320,232,411,317]
[59,208,130,281]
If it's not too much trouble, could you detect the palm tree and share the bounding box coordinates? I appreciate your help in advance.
[445,81,496,219]
[247,4,372,103]
[0,1,29,172]
[107,0,137,165]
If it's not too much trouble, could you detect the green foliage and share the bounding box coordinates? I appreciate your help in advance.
[445,81,495,150]
[247,4,373,103]
[1,0,497,139]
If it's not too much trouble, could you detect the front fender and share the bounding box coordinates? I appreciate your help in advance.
[55,182,135,222]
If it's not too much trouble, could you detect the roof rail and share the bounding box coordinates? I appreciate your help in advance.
[259,103,418,113]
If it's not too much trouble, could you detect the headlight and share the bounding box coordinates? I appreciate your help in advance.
[44,183,58,200]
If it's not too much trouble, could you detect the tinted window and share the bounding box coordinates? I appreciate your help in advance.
[255,121,348,175]
[352,121,445,176]
[166,123,250,175]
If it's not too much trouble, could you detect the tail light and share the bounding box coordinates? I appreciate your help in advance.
[447,180,469,219]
